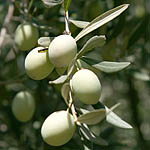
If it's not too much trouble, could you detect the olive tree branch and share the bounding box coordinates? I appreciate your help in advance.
[0,0,15,50]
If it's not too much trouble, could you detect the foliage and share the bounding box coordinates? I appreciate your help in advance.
[0,0,150,150]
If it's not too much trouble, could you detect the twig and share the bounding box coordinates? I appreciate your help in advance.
[64,11,70,35]
[0,0,15,49]
[0,78,26,86]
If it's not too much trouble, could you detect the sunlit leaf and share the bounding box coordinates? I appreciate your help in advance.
[75,4,129,41]
[105,106,133,129]
[69,19,90,28]
[77,109,106,125]
[81,57,131,73]
[49,75,67,84]
[80,124,108,146]
[77,35,106,59]
[42,0,63,8]
[64,0,72,12]
[38,37,52,47]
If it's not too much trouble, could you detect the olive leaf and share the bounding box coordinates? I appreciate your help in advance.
[56,67,67,76]
[64,0,72,12]
[42,0,63,8]
[105,106,133,129]
[133,71,150,81]
[61,82,70,105]
[38,37,52,47]
[81,57,131,73]
[77,108,106,125]
[49,75,68,84]
[69,19,90,28]
[80,124,108,146]
[77,35,106,59]
[67,57,77,77]
[75,4,129,41]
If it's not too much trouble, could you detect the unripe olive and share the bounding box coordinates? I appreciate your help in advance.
[25,47,54,80]
[41,110,76,146]
[12,91,35,122]
[71,69,101,104]
[48,35,77,68]
[15,23,39,51]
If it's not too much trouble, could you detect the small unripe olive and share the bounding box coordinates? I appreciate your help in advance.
[12,91,35,122]
[48,35,77,68]
[41,110,76,146]
[15,23,39,51]
[25,47,54,80]
[71,69,101,104]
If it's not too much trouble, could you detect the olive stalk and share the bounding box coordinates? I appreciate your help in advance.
[68,90,81,126]
[64,11,70,34]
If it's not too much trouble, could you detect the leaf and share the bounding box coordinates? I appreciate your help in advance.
[133,71,150,81]
[56,67,67,75]
[64,0,71,12]
[69,19,90,28]
[77,109,106,125]
[105,106,132,129]
[38,37,52,47]
[67,57,77,77]
[77,35,106,59]
[42,0,63,8]
[127,16,148,49]
[61,82,70,104]
[81,57,131,73]
[75,4,129,41]
[49,75,67,84]
[80,124,108,146]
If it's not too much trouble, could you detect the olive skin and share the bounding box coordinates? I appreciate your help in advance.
[71,69,101,104]
[12,91,35,122]
[48,35,77,68]
[25,47,54,80]
[15,23,39,51]
[41,110,76,146]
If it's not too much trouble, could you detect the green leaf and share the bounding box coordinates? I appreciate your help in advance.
[77,109,106,125]
[64,0,71,12]
[61,83,70,105]
[42,0,63,8]
[81,57,131,73]
[69,19,90,28]
[127,16,148,49]
[38,37,52,47]
[105,106,133,129]
[49,75,67,84]
[75,4,129,41]
[77,35,106,59]
[80,124,108,146]
[56,67,67,76]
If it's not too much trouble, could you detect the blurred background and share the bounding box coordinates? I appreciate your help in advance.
[0,0,149,150]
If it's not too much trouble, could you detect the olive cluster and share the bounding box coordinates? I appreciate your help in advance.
[13,23,102,146]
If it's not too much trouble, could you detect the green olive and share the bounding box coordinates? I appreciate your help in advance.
[12,91,35,122]
[15,23,39,51]
[41,110,76,146]
[71,69,101,104]
[48,35,77,68]
[25,47,54,80]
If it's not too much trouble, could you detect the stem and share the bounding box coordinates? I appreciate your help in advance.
[67,90,81,126]
[64,11,70,34]
[0,0,14,49]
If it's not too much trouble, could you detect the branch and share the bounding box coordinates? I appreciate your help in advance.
[0,0,15,49]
